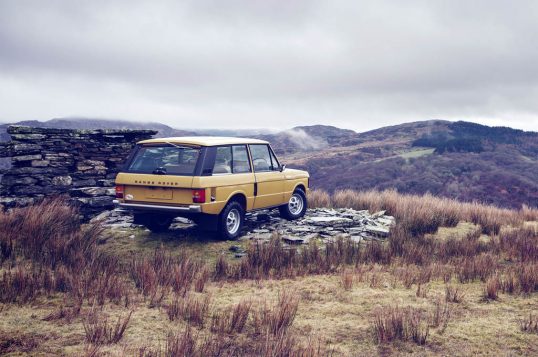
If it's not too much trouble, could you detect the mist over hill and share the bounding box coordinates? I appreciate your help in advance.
[1,118,537,209]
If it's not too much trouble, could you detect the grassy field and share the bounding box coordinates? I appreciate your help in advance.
[1,191,538,356]
[398,148,435,161]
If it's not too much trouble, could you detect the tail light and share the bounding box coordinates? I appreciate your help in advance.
[115,185,124,199]
[192,189,206,203]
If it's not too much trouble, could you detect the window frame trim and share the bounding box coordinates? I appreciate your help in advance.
[231,144,252,174]
[249,143,279,173]
[268,145,281,171]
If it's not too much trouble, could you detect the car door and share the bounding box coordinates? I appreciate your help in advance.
[249,144,285,209]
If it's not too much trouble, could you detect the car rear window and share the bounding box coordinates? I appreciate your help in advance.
[126,145,201,175]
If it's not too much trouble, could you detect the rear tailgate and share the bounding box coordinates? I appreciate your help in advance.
[115,173,194,205]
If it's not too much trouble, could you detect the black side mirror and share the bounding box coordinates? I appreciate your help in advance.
[280,164,286,172]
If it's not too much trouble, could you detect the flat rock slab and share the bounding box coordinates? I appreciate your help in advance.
[100,206,396,245]
[364,225,390,237]
[306,216,354,226]
[242,207,396,244]
[282,236,306,244]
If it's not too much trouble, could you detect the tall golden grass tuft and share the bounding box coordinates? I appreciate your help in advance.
[83,308,133,345]
[520,204,538,222]
[307,189,332,208]
[372,305,429,345]
[253,291,300,336]
[0,197,104,267]
[520,313,538,334]
[309,188,533,237]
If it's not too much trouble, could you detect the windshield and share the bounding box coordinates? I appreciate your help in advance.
[127,145,200,175]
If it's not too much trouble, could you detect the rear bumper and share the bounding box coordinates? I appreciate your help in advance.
[113,200,202,213]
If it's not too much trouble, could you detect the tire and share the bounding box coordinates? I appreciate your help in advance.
[218,200,245,240]
[133,213,173,233]
[279,189,307,220]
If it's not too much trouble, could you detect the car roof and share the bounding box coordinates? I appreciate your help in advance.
[137,136,269,146]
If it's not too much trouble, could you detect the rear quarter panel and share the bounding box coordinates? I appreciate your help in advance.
[194,173,255,214]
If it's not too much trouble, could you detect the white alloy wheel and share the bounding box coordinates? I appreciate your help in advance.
[288,193,304,216]
[226,208,241,235]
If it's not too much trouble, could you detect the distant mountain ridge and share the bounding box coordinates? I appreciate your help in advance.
[0,118,356,154]
[0,118,197,138]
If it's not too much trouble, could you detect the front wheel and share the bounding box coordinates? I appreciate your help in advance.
[133,213,173,233]
[218,201,245,240]
[279,189,307,220]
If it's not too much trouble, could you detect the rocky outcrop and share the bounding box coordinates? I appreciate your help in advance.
[97,207,395,246]
[243,208,394,243]
[0,126,156,218]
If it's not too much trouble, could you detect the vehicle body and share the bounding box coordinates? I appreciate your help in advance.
[114,137,310,239]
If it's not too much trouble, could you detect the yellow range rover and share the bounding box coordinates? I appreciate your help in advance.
[114,137,310,239]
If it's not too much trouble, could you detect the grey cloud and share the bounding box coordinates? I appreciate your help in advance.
[0,0,537,131]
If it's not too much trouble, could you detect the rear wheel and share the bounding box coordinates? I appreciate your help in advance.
[133,213,173,233]
[218,201,245,240]
[279,189,307,220]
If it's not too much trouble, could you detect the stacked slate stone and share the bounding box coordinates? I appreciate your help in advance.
[0,125,156,219]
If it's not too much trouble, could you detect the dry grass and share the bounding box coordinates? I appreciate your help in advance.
[340,268,354,291]
[520,313,538,334]
[83,308,133,345]
[2,195,538,355]
[210,299,252,334]
[253,291,300,336]
[166,293,210,328]
[483,275,500,301]
[3,272,538,356]
[372,305,429,345]
[309,188,533,236]
[429,298,451,331]
[0,197,103,267]
[445,285,465,303]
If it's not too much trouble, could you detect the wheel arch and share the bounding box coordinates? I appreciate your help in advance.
[227,191,247,210]
[294,183,306,193]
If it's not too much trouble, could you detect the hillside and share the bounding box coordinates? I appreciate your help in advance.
[285,121,538,209]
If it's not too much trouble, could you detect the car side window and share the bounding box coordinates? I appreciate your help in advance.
[213,146,232,174]
[269,147,280,171]
[232,145,251,173]
[249,144,272,172]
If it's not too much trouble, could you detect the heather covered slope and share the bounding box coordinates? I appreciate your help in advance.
[286,121,538,209]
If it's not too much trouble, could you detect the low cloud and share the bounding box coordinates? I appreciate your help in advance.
[0,0,537,131]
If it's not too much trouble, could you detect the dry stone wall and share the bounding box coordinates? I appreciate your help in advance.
[0,125,156,218]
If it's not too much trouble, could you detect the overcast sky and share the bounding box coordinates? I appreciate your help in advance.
[1,0,538,132]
